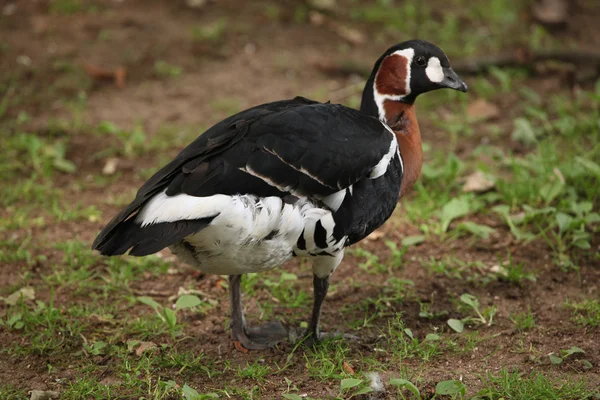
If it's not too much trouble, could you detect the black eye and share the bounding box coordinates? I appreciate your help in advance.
[415,56,427,67]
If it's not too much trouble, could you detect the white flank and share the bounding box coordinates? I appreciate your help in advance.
[426,56,444,83]
[373,48,414,122]
[136,191,229,227]
[370,126,398,179]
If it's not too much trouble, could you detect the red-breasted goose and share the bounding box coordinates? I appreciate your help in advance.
[92,39,468,350]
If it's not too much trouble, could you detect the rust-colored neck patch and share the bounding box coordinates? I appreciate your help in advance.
[375,54,409,96]
[383,100,423,195]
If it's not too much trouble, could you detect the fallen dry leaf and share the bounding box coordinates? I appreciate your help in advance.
[307,0,337,12]
[309,10,326,26]
[233,341,249,353]
[185,0,207,8]
[328,22,365,45]
[365,230,385,241]
[83,64,127,88]
[102,158,119,175]
[467,98,500,122]
[135,341,158,357]
[462,171,495,193]
[29,391,59,400]
[532,0,568,27]
[343,361,355,375]
[3,287,35,305]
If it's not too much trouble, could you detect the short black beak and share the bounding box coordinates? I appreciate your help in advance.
[441,67,468,92]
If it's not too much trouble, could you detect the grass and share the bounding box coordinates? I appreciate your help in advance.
[476,368,597,400]
[566,298,600,328]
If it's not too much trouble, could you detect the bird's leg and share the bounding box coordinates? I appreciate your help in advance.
[305,274,329,341]
[228,275,287,350]
[302,252,358,345]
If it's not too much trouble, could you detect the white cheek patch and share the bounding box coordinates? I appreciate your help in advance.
[426,57,444,83]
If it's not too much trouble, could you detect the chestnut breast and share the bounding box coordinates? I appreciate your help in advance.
[383,100,423,195]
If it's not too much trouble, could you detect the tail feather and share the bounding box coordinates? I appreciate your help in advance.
[92,217,216,257]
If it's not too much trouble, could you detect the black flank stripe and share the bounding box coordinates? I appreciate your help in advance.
[297,229,307,250]
[314,220,328,249]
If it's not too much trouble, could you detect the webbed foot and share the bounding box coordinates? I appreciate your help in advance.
[232,321,288,350]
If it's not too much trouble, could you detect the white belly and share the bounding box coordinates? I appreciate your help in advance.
[168,195,305,275]
[137,190,346,275]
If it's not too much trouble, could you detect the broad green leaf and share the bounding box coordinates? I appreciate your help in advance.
[440,197,471,232]
[126,340,140,352]
[457,221,495,239]
[52,158,77,173]
[352,387,374,396]
[492,205,535,241]
[576,157,600,178]
[556,212,573,235]
[540,181,563,204]
[435,380,467,396]
[175,294,202,311]
[401,235,425,246]
[425,333,440,341]
[137,296,161,312]
[584,212,600,224]
[389,378,421,398]
[573,239,591,249]
[571,201,593,215]
[581,360,593,369]
[563,346,585,357]
[340,378,362,390]
[7,313,22,329]
[161,308,177,329]
[511,117,537,145]
[549,354,563,365]
[447,318,464,333]
[282,395,303,400]
[182,384,218,400]
[460,294,479,309]
[404,328,414,339]
[281,272,298,281]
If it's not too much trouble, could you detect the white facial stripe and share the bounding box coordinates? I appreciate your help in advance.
[426,57,444,83]
[373,48,414,122]
[392,48,414,95]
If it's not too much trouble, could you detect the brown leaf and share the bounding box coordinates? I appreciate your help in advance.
[185,0,207,8]
[233,341,249,353]
[29,391,59,400]
[328,22,365,46]
[3,287,35,305]
[343,361,355,375]
[102,158,119,175]
[307,0,337,12]
[365,230,385,241]
[531,0,568,24]
[467,98,500,122]
[531,0,568,27]
[83,64,127,88]
[462,171,495,193]
[135,341,158,357]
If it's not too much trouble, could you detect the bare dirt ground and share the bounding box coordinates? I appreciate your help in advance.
[0,1,599,399]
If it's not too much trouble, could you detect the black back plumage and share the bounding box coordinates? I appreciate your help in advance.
[92,96,400,256]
